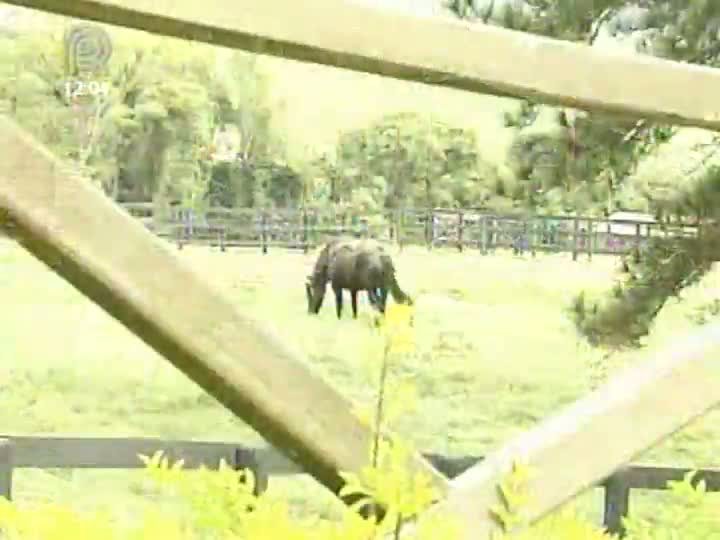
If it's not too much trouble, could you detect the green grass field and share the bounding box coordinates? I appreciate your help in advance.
[2,237,719,525]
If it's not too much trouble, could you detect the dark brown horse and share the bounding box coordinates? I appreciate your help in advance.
[305,238,412,319]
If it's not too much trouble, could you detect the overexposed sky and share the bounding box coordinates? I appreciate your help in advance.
[262,0,515,161]
[349,0,452,19]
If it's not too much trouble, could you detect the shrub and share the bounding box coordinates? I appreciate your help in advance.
[0,305,717,539]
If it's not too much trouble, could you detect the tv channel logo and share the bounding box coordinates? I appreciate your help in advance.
[64,23,113,76]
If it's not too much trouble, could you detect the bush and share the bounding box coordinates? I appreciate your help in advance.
[0,305,717,539]
[1,460,718,539]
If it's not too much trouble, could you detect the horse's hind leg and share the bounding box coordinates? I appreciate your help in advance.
[333,286,343,319]
[378,288,388,313]
[350,289,359,319]
[367,289,379,310]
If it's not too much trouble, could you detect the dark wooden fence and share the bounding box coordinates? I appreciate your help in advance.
[1,436,718,536]
[120,203,700,259]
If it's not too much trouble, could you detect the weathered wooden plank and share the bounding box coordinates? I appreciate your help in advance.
[1,434,480,479]
[254,447,483,479]
[600,464,720,537]
[6,0,720,129]
[402,323,720,539]
[0,439,13,500]
[618,464,720,491]
[11,433,720,489]
[6,436,239,469]
[0,117,447,507]
[6,431,720,534]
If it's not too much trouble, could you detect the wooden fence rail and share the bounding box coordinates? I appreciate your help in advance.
[0,436,718,537]
[119,203,701,259]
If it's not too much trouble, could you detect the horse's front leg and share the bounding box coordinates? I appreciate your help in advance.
[333,286,343,319]
[350,289,359,319]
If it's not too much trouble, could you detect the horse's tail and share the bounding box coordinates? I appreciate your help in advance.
[381,253,413,305]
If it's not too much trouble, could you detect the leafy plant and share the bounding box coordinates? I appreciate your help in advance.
[0,305,718,539]
[623,470,720,540]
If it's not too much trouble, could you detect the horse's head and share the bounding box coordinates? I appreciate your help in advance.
[304,275,313,310]
[305,274,325,314]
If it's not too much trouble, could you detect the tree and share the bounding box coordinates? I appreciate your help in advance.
[0,22,294,212]
[447,0,720,349]
[567,2,720,349]
[321,112,500,213]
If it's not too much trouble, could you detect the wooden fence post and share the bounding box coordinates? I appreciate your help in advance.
[603,472,630,537]
[396,209,404,252]
[572,216,580,261]
[334,212,342,239]
[457,209,464,252]
[0,438,13,500]
[218,226,226,252]
[530,218,536,258]
[426,209,433,251]
[302,209,309,254]
[233,447,269,496]
[176,215,185,251]
[487,217,495,252]
[261,212,268,254]
[480,216,488,254]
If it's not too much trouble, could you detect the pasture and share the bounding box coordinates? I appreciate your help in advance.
[1,237,719,524]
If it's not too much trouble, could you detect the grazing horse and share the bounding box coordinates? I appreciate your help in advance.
[305,238,413,319]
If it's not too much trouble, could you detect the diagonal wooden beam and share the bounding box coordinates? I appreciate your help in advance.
[4,0,720,130]
[0,115,448,505]
[397,323,720,538]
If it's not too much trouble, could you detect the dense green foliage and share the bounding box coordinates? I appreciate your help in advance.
[571,167,720,349]
[0,5,684,218]
[303,113,503,212]
[450,0,720,218]
[1,461,718,538]
[445,0,720,348]
[0,28,290,212]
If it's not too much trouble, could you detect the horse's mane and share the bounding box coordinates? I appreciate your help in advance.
[309,237,349,282]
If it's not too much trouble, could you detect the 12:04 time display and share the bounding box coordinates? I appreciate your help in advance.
[64,79,110,100]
